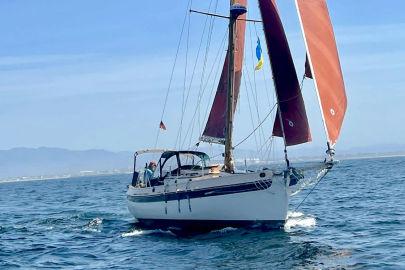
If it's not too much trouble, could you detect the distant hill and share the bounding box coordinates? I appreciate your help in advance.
[0,147,133,181]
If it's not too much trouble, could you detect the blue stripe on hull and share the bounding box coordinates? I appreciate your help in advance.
[127,179,272,203]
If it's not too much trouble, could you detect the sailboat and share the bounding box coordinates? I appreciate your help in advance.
[126,0,347,233]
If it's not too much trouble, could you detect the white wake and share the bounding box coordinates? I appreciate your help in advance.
[284,211,316,231]
[121,228,173,237]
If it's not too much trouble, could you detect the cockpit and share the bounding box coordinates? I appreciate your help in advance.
[131,150,218,187]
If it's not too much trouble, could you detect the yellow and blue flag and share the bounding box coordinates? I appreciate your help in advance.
[255,38,264,71]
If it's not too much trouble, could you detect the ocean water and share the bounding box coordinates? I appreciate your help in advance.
[1,157,404,269]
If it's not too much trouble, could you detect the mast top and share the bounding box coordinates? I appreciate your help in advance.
[230,4,247,18]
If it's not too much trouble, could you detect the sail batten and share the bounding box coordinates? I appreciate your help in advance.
[258,0,311,146]
[296,0,347,147]
[201,0,247,144]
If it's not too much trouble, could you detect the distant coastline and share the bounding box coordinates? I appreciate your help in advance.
[339,152,405,161]
[1,147,404,184]
[0,147,133,183]
[0,169,133,184]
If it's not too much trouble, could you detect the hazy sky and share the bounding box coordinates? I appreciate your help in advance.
[1,0,404,154]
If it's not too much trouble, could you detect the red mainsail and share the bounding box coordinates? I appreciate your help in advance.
[258,0,311,146]
[201,0,247,144]
[296,0,347,147]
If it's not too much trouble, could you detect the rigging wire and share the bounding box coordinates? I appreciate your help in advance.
[175,0,215,149]
[179,11,227,149]
[233,103,277,149]
[251,23,272,149]
[185,0,219,150]
[199,0,219,128]
[242,60,268,150]
[253,22,277,160]
[242,70,261,155]
[294,166,331,211]
[179,0,192,149]
[246,24,262,157]
[257,22,279,162]
[253,22,273,109]
[264,135,275,162]
[250,51,268,150]
[243,24,269,151]
[259,134,274,158]
[247,17,261,158]
[154,0,192,148]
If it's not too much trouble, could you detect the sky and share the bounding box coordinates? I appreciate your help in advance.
[1,0,405,155]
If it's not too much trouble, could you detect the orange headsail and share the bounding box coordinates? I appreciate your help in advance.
[296,0,347,147]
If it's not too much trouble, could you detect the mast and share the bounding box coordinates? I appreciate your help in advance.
[224,3,247,173]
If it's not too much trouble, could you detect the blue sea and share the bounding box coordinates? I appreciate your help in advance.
[1,156,404,269]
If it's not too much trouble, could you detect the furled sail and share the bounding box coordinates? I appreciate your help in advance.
[258,0,311,146]
[200,0,247,144]
[296,0,347,147]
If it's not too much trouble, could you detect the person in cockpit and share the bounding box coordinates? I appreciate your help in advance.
[144,161,157,181]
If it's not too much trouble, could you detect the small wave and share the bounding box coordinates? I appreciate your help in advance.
[12,225,30,233]
[38,217,67,226]
[88,217,103,226]
[210,227,239,234]
[83,217,103,232]
[285,211,316,231]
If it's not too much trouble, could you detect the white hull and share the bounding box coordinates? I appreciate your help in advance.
[126,170,290,231]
